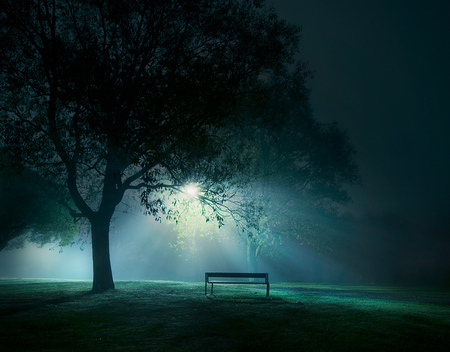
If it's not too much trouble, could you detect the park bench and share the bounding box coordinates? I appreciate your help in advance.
[204,272,270,297]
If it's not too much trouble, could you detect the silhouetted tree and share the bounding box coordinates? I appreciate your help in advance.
[1,0,306,292]
[0,152,77,251]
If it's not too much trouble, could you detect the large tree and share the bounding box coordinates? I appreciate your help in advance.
[0,0,307,292]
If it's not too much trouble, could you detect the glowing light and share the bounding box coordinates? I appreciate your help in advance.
[183,183,199,198]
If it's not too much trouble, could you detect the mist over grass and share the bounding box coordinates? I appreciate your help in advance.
[1,279,449,351]
[0,214,354,283]
[1,210,449,287]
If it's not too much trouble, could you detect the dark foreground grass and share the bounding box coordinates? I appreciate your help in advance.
[0,279,449,351]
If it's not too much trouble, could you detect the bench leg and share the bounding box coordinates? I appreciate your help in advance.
[211,283,214,295]
[266,283,270,297]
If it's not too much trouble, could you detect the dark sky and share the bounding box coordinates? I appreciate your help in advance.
[271,0,450,226]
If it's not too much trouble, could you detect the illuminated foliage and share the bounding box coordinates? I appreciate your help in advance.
[169,78,360,271]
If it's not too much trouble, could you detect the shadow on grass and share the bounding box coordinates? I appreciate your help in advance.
[205,293,304,306]
[1,281,449,351]
[0,290,93,316]
[277,285,450,306]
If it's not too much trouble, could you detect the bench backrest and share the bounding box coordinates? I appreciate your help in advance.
[205,272,268,282]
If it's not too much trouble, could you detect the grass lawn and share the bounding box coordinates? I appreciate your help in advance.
[0,279,449,351]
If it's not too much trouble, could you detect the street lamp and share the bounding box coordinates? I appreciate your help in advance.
[183,183,199,198]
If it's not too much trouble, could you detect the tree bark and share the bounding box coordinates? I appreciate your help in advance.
[91,214,115,293]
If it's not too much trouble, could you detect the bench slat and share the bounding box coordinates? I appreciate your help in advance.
[208,281,266,284]
[205,272,269,296]
[206,272,267,279]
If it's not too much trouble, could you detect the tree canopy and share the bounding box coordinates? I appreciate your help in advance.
[0,0,359,292]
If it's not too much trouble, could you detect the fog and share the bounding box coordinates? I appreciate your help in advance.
[1,211,449,287]
[0,213,249,282]
[0,239,92,280]
[0,211,349,283]
[2,1,449,291]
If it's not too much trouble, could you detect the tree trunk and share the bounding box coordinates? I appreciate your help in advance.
[91,214,115,293]
[246,236,259,273]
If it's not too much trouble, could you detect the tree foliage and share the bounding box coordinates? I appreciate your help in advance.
[168,77,361,271]
[0,152,78,251]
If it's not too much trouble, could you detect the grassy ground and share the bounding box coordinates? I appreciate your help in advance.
[0,279,449,351]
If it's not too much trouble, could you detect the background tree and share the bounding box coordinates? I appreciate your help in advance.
[169,77,360,272]
[0,0,308,292]
[240,78,360,271]
[0,151,78,251]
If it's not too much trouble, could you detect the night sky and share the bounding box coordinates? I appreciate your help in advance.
[271,0,450,226]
